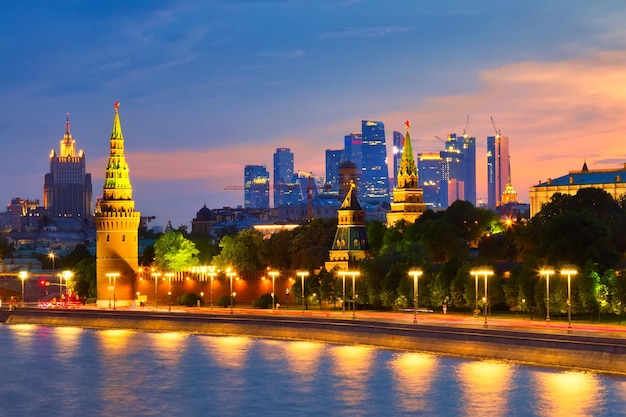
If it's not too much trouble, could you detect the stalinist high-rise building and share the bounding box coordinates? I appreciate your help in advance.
[94,102,140,308]
[43,113,92,222]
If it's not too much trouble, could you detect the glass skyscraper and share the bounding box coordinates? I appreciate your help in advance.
[244,165,270,209]
[392,130,404,186]
[360,120,390,204]
[487,134,510,208]
[273,148,298,207]
[325,148,344,192]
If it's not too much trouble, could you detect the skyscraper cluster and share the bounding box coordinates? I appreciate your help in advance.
[244,117,513,213]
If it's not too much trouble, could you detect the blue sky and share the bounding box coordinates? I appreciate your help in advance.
[3,1,626,228]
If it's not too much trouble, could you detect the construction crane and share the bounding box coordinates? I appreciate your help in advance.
[434,135,446,144]
[490,116,501,137]
[462,114,470,137]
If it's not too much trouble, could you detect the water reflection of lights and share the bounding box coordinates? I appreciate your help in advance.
[7,324,37,351]
[53,327,83,360]
[389,352,439,413]
[457,360,514,417]
[283,341,324,387]
[330,345,375,407]
[199,335,252,369]
[148,332,188,367]
[98,329,134,355]
[533,370,604,417]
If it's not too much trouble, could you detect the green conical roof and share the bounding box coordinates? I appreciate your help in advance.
[397,120,418,188]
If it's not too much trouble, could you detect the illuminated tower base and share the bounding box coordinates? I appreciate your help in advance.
[95,102,140,308]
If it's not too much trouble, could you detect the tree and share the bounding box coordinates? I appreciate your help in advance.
[73,257,96,298]
[153,231,200,271]
[212,229,265,271]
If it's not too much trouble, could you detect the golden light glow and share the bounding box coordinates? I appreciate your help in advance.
[149,332,188,366]
[389,352,439,413]
[330,345,374,406]
[53,326,82,360]
[533,370,603,417]
[457,360,514,417]
[199,335,252,369]
[98,329,134,355]
[283,341,324,387]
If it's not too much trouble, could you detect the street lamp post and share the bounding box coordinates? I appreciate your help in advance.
[268,270,279,310]
[61,270,72,305]
[297,271,309,316]
[470,268,493,327]
[151,271,161,307]
[540,268,555,323]
[19,271,28,307]
[165,272,175,312]
[560,266,577,331]
[339,271,347,314]
[208,266,217,308]
[470,270,479,317]
[408,269,423,324]
[106,272,119,310]
[226,269,236,314]
[349,271,360,319]
[48,252,56,298]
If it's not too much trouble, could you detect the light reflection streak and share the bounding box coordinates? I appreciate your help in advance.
[52,327,82,360]
[97,329,133,355]
[148,332,188,367]
[389,352,439,413]
[7,324,37,352]
[617,380,626,403]
[283,341,324,387]
[457,360,513,417]
[199,335,252,369]
[533,370,604,417]
[329,345,374,407]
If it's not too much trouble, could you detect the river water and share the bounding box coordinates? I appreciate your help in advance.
[1,324,625,417]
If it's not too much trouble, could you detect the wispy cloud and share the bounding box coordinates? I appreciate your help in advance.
[320,26,413,39]
[256,49,305,58]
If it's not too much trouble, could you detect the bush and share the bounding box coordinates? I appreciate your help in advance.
[177,293,204,307]
[253,293,278,309]
[218,295,236,308]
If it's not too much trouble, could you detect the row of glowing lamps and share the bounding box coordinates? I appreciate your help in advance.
[19,255,579,327]
[468,266,577,329]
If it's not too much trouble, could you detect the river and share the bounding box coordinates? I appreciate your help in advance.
[1,324,625,416]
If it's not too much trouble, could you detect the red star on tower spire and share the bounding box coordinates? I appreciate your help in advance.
[405,119,410,130]
[114,101,120,111]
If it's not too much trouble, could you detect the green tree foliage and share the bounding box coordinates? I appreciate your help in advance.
[139,245,155,266]
[154,231,200,271]
[212,229,265,270]
[0,235,14,258]
[366,220,386,254]
[72,257,96,298]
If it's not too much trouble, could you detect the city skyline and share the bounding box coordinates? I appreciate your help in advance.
[3,1,626,228]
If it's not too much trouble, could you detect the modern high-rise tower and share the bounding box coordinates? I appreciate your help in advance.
[487,133,510,207]
[95,102,141,308]
[43,114,92,221]
[325,148,344,192]
[360,120,390,204]
[244,165,270,209]
[273,148,297,207]
[392,130,405,186]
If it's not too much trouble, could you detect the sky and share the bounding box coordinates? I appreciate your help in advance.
[3,0,626,229]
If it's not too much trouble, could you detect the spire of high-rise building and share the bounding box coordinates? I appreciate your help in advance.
[43,112,92,221]
[95,101,141,308]
[387,120,426,226]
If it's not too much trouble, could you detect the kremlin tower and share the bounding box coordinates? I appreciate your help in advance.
[94,102,141,308]
[386,120,426,225]
[325,181,372,271]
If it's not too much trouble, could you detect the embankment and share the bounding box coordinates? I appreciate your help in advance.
[5,308,626,375]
